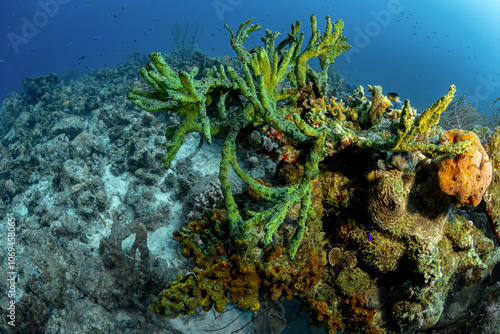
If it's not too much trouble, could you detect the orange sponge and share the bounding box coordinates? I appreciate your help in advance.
[438,130,492,206]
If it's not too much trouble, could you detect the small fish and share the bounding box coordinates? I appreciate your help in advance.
[78,55,86,60]
[387,92,401,106]
[368,233,372,243]
[93,36,101,40]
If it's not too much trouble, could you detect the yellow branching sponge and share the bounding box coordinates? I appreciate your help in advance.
[150,210,325,317]
[151,210,331,324]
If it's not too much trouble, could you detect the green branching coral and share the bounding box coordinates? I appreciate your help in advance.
[129,15,351,259]
[366,85,471,154]
[128,15,470,261]
[343,84,472,155]
[123,15,500,333]
[294,15,350,92]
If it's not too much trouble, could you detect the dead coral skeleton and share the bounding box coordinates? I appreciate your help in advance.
[98,210,153,311]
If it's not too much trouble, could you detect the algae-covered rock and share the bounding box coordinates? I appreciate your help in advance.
[22,73,59,101]
[484,127,500,239]
[335,267,375,298]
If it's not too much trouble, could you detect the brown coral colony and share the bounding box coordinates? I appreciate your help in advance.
[328,247,358,276]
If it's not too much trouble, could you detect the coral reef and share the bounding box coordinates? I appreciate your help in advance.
[328,247,357,276]
[484,127,500,239]
[150,209,338,331]
[129,15,470,261]
[367,166,452,243]
[1,12,499,334]
[128,14,355,259]
[368,85,392,125]
[0,51,263,333]
[125,14,500,334]
[22,72,59,101]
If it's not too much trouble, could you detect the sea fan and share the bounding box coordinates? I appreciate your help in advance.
[439,92,482,130]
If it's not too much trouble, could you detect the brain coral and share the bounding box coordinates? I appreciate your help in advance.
[438,130,492,206]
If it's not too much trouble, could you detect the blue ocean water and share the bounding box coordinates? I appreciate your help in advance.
[1,0,499,112]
